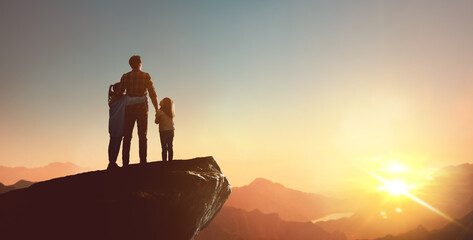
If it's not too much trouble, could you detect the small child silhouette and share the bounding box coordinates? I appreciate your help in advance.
[155,97,175,161]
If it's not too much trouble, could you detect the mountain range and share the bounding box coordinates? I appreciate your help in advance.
[225,178,353,222]
[3,161,473,239]
[196,206,347,240]
[197,178,354,240]
[372,209,473,240]
[198,163,473,240]
[0,162,90,185]
[0,180,34,194]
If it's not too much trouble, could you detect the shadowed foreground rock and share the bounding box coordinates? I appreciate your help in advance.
[0,156,231,240]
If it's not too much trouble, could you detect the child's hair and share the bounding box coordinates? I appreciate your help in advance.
[108,82,122,103]
[160,97,175,118]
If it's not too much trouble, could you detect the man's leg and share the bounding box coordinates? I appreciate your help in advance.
[137,107,148,164]
[122,110,136,167]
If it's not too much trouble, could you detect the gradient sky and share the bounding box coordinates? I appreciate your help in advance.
[1,0,473,192]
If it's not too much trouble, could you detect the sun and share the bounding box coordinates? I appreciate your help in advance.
[378,180,412,196]
[361,161,463,227]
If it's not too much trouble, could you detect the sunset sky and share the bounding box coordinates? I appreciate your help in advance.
[1,1,473,192]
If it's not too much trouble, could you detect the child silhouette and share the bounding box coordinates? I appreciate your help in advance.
[155,97,175,161]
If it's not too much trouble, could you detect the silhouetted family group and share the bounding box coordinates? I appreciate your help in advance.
[107,55,175,169]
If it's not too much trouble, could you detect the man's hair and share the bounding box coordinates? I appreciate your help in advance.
[129,55,141,69]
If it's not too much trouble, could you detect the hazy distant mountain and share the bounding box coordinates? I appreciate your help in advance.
[0,182,14,194]
[371,225,429,240]
[196,206,347,240]
[315,196,444,240]
[0,162,90,185]
[225,178,352,222]
[424,163,473,218]
[11,180,34,189]
[373,210,473,240]
[0,180,35,194]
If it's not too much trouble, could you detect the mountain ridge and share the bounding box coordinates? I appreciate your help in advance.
[196,206,347,240]
[225,177,351,222]
[0,162,90,185]
[372,210,473,240]
[0,180,34,194]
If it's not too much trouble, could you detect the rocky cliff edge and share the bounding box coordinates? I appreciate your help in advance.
[0,156,231,240]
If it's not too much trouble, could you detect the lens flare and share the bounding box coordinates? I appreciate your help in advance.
[360,166,465,229]
[377,180,412,195]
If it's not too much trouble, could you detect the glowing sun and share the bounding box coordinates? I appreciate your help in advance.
[378,180,412,196]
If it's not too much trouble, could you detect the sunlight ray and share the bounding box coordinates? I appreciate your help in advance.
[360,166,466,229]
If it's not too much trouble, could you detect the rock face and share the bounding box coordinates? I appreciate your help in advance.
[0,156,231,240]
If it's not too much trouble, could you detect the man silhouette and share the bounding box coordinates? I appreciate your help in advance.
[119,55,158,166]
